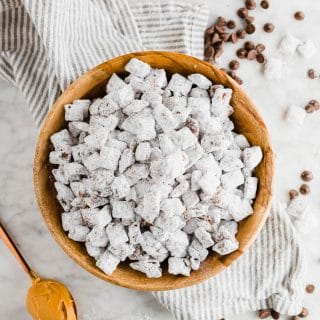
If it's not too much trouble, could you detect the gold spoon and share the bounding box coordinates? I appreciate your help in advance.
[0,221,77,320]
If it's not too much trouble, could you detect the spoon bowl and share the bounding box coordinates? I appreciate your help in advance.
[27,277,77,320]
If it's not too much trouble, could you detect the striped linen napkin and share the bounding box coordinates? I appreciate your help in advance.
[0,1,305,319]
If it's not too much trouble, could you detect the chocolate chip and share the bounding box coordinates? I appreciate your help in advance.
[228,33,238,43]
[264,23,274,33]
[237,8,248,19]
[205,26,215,35]
[256,53,266,64]
[299,307,309,318]
[205,57,214,64]
[234,76,243,85]
[258,309,271,319]
[260,0,269,9]
[211,33,221,44]
[245,0,256,10]
[271,310,280,319]
[294,11,305,20]
[244,41,255,50]
[236,48,248,59]
[305,100,319,113]
[204,46,214,58]
[256,43,266,53]
[307,69,317,79]
[215,47,224,58]
[204,39,211,48]
[309,99,320,108]
[228,71,237,79]
[220,32,230,42]
[229,60,240,70]
[300,184,310,195]
[236,29,246,39]
[291,317,299,320]
[216,16,227,28]
[205,33,211,44]
[227,20,236,29]
[215,25,226,34]
[305,104,316,113]
[213,40,224,49]
[301,170,313,182]
[245,16,255,24]
[247,49,257,60]
[289,189,299,200]
[228,71,242,86]
[306,284,315,293]
[246,23,256,34]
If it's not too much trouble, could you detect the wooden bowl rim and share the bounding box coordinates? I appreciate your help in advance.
[34,51,274,291]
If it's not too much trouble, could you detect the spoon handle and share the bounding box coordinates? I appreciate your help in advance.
[0,222,39,281]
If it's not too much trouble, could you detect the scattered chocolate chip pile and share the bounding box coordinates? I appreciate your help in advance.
[204,16,239,61]
[203,1,319,89]
[288,169,314,199]
[204,0,272,84]
[237,41,267,64]
[203,13,259,85]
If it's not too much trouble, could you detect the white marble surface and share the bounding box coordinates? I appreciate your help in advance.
[1,0,320,319]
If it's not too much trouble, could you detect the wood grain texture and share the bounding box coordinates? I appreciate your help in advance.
[33,51,274,291]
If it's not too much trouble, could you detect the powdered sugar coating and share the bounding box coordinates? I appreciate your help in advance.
[49,58,263,278]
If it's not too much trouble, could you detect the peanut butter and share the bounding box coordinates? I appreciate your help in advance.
[26,277,77,320]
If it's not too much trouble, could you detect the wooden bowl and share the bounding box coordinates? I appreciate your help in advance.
[34,51,274,291]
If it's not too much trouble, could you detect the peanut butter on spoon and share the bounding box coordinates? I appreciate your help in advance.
[0,222,77,320]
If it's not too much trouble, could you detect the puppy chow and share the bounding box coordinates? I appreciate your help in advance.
[49,58,263,277]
